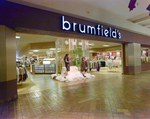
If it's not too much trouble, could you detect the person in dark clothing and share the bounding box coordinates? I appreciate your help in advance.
[64,54,71,78]
[81,57,88,77]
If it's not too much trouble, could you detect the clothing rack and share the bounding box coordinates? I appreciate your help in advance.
[88,60,101,71]
[17,66,28,85]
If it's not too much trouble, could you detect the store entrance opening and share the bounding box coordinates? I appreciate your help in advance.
[16,33,123,94]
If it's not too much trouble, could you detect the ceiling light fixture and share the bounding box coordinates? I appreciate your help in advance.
[33,50,39,52]
[16,36,20,39]
[29,52,33,54]
[49,48,56,50]
[103,43,109,47]
[49,48,61,50]
[89,43,94,46]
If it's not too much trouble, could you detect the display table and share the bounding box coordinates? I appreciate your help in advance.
[31,64,55,74]
[51,66,95,82]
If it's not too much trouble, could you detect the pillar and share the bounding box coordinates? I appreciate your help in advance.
[55,39,58,75]
[123,43,141,74]
[0,25,18,103]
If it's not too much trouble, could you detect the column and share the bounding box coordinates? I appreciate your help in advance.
[122,43,141,74]
[0,25,18,103]
[55,39,58,75]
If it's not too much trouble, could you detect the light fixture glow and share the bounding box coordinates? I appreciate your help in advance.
[103,44,109,47]
[65,40,69,45]
[16,36,20,39]
[43,60,51,64]
[117,52,120,55]
[49,48,61,50]
[29,52,33,54]
[33,50,39,52]
[89,43,94,46]
[49,48,56,50]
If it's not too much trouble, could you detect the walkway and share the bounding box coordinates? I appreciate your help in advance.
[1,70,150,119]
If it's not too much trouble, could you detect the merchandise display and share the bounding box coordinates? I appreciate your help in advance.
[88,60,101,71]
[141,48,150,63]
[90,51,122,72]
[34,65,44,73]
[31,64,55,74]
[16,66,28,82]
[51,66,95,82]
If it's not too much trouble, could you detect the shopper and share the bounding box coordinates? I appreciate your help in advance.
[81,57,88,77]
[64,54,71,79]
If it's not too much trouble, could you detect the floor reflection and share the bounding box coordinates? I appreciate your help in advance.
[2,70,150,118]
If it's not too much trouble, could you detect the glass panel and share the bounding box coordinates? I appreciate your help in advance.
[45,64,55,73]
[34,65,44,73]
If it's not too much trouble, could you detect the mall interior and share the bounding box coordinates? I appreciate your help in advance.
[0,0,150,118]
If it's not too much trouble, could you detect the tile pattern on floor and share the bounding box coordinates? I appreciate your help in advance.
[1,70,150,119]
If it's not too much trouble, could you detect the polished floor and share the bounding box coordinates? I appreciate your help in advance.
[1,70,150,119]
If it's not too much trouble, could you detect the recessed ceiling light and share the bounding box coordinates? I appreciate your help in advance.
[33,50,39,52]
[103,44,109,47]
[29,52,33,54]
[16,36,20,39]
[49,48,61,50]
[49,48,56,50]
[89,43,94,46]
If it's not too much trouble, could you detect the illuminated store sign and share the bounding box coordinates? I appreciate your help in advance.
[61,16,121,39]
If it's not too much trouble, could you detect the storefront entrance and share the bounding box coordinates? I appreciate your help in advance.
[16,32,123,88]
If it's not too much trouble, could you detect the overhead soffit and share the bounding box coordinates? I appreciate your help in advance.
[16,33,121,57]
[8,0,150,36]
[128,13,150,28]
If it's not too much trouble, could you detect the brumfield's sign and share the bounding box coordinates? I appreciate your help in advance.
[61,16,121,39]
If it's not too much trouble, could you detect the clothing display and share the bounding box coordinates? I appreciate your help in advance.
[107,59,113,69]
[16,66,28,82]
[106,59,121,68]
[113,60,120,67]
[88,60,101,71]
[51,66,95,82]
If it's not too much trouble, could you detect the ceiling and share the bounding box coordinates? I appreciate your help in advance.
[16,33,121,57]
[8,0,150,36]
[16,33,56,57]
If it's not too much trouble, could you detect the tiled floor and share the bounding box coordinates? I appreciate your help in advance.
[1,70,150,119]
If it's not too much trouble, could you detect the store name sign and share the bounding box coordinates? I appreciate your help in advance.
[61,16,121,39]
